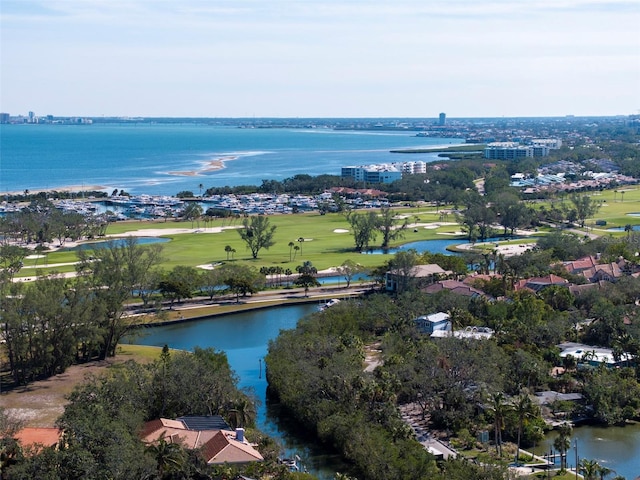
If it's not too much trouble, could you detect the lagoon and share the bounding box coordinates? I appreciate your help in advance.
[60,236,170,251]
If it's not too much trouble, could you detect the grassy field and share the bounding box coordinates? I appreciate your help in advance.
[18,207,464,275]
[534,185,640,230]
[1,345,164,427]
[16,186,640,277]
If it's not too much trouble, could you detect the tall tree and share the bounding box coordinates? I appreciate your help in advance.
[513,392,535,465]
[553,422,572,472]
[237,215,277,259]
[76,237,162,359]
[347,211,379,251]
[386,249,420,294]
[183,203,203,228]
[294,261,320,297]
[489,392,509,458]
[336,259,363,288]
[571,194,601,228]
[220,264,265,302]
[377,206,407,249]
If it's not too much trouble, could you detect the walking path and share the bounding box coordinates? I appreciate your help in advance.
[398,403,458,460]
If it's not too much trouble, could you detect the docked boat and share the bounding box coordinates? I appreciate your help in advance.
[318,298,341,311]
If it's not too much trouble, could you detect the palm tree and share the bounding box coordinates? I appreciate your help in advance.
[297,237,305,256]
[620,191,625,203]
[624,224,633,237]
[553,422,572,472]
[597,465,615,480]
[295,261,319,297]
[227,397,256,429]
[288,241,295,262]
[293,245,300,260]
[579,458,601,480]
[198,183,204,197]
[225,245,233,261]
[488,392,509,458]
[146,433,187,477]
[513,392,534,465]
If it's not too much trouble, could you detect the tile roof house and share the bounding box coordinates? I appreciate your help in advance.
[422,279,489,298]
[562,255,625,283]
[562,255,598,274]
[14,428,62,453]
[385,264,451,292]
[513,274,568,292]
[568,281,607,296]
[140,417,263,465]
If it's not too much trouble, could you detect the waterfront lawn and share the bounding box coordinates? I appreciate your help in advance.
[18,207,463,275]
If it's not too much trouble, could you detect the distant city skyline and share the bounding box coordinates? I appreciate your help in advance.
[1,1,639,118]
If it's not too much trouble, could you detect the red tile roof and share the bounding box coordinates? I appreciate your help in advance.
[14,428,62,452]
[141,419,263,465]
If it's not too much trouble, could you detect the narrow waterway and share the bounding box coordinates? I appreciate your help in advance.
[124,304,349,479]
[125,304,640,480]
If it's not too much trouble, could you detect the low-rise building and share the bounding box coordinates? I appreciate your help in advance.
[414,312,450,334]
[385,264,450,292]
[141,416,263,465]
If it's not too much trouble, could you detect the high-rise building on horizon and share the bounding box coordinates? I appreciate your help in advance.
[438,112,446,126]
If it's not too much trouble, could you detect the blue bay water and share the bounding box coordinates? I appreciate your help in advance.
[0,124,459,196]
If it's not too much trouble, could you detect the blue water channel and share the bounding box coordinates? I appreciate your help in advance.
[126,303,640,478]
[124,304,348,479]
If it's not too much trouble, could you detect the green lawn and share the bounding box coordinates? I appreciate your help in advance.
[17,186,640,277]
[19,207,463,275]
[533,185,640,231]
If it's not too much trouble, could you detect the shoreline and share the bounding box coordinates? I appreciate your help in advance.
[0,185,108,196]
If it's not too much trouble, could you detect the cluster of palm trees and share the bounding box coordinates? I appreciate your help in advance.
[579,458,623,480]
[489,397,624,479]
[488,391,538,465]
[287,237,305,261]
[259,265,294,287]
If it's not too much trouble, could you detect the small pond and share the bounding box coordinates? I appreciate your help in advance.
[606,225,640,232]
[361,236,517,256]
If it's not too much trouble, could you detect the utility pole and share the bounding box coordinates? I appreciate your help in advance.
[574,439,578,480]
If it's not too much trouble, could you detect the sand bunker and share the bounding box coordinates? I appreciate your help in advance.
[333,229,349,233]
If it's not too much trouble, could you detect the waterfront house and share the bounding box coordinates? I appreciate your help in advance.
[140,416,263,465]
[385,264,450,292]
[13,428,62,453]
[422,279,489,299]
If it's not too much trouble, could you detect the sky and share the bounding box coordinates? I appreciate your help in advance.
[1,0,639,118]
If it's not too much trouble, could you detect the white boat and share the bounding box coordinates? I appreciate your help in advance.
[318,298,341,311]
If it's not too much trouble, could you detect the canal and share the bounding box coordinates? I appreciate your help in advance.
[124,303,349,479]
[126,305,640,480]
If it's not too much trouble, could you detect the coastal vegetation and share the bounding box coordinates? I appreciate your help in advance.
[1,347,302,480]
[2,134,640,478]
